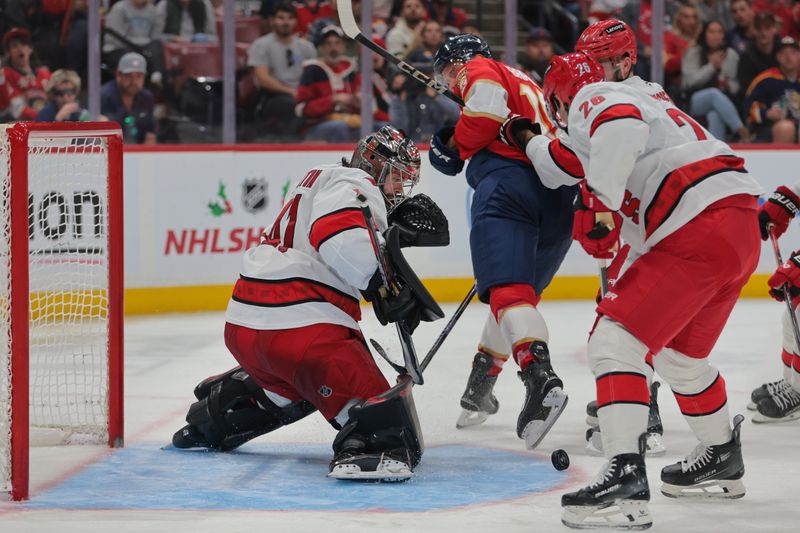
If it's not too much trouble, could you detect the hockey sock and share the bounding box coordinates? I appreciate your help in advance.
[589,317,651,457]
[477,312,510,376]
[489,284,548,371]
[655,348,732,445]
[782,349,794,384]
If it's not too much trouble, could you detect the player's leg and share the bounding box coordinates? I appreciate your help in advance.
[752,305,800,421]
[456,311,509,428]
[561,316,652,530]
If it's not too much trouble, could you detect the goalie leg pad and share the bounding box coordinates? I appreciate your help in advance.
[332,376,424,469]
[173,366,316,451]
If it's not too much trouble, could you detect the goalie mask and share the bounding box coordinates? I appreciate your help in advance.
[351,125,421,209]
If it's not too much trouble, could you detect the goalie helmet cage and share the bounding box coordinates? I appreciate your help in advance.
[0,122,124,501]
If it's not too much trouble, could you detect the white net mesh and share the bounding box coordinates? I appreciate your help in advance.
[0,127,112,495]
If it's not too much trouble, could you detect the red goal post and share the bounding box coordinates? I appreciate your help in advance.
[0,122,124,501]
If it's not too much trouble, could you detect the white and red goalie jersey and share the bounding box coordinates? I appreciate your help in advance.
[564,80,763,253]
[526,76,672,189]
[225,164,385,331]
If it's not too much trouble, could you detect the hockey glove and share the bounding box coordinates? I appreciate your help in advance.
[768,250,800,305]
[498,114,542,151]
[361,271,422,333]
[759,185,800,241]
[429,126,464,176]
[572,182,622,260]
[595,243,631,303]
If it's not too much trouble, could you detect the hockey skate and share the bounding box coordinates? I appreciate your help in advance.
[748,379,791,411]
[516,342,568,449]
[661,414,745,499]
[328,434,414,482]
[752,385,800,423]
[456,352,500,429]
[562,435,651,530]
[586,382,666,457]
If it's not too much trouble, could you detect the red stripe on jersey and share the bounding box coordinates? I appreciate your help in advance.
[673,373,727,417]
[309,208,367,251]
[232,276,361,321]
[794,353,800,373]
[783,349,794,368]
[548,139,584,179]
[596,372,649,408]
[644,155,746,239]
[589,103,644,137]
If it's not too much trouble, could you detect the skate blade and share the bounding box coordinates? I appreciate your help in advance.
[585,431,666,457]
[746,401,757,411]
[456,408,489,428]
[585,415,599,427]
[562,500,652,530]
[660,478,745,500]
[328,459,413,482]
[521,388,568,450]
[751,408,800,424]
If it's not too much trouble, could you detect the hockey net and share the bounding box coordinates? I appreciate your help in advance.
[0,123,124,501]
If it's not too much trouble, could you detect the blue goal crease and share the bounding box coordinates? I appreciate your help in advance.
[24,443,566,512]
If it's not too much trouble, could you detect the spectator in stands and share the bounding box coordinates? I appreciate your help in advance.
[682,20,750,141]
[295,24,361,142]
[295,0,335,36]
[248,2,315,135]
[101,52,157,144]
[696,0,734,29]
[35,68,91,122]
[744,36,800,142]
[1,27,50,121]
[738,11,780,97]
[155,0,218,43]
[406,20,445,68]
[518,27,561,85]
[388,70,459,143]
[752,0,797,37]
[664,2,701,92]
[425,0,467,31]
[103,0,165,83]
[386,0,427,59]
[727,0,756,54]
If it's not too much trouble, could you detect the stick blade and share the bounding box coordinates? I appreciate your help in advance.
[335,0,361,38]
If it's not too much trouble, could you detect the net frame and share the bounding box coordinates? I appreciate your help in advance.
[2,122,124,501]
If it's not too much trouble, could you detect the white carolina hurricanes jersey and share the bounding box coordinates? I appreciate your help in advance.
[525,76,671,189]
[225,164,385,331]
[564,80,763,253]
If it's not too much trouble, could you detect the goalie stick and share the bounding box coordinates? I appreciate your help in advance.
[357,193,425,385]
[336,0,464,107]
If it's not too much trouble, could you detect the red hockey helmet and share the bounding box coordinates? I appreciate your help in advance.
[543,52,605,112]
[575,19,638,64]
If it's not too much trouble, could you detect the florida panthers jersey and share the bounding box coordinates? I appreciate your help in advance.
[452,56,555,162]
[526,76,672,190]
[567,81,763,252]
[225,164,385,331]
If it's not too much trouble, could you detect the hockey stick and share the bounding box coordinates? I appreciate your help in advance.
[768,223,800,353]
[336,0,464,107]
[371,282,477,375]
[357,193,425,385]
[598,259,609,297]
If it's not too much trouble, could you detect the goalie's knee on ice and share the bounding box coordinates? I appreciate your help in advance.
[333,377,424,467]
[174,366,316,451]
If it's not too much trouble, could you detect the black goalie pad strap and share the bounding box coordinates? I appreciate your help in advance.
[387,194,450,248]
[385,225,444,322]
[332,375,424,467]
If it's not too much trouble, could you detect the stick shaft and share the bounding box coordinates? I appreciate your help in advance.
[768,225,800,351]
[421,284,477,372]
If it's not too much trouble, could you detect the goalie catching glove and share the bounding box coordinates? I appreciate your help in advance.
[387,193,450,248]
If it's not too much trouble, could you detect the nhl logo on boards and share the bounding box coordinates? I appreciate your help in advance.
[241,177,268,214]
[319,385,333,397]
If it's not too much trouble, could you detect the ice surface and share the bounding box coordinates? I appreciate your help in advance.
[0,299,796,532]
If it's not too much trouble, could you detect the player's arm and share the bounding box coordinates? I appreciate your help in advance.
[525,134,585,189]
[309,168,385,290]
[453,67,510,158]
[573,88,650,211]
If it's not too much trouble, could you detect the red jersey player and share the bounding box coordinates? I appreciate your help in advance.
[1,28,50,121]
[543,53,762,529]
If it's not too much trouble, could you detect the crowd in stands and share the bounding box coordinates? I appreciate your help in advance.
[1,0,800,144]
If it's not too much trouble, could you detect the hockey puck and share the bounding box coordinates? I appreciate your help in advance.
[551,449,570,471]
